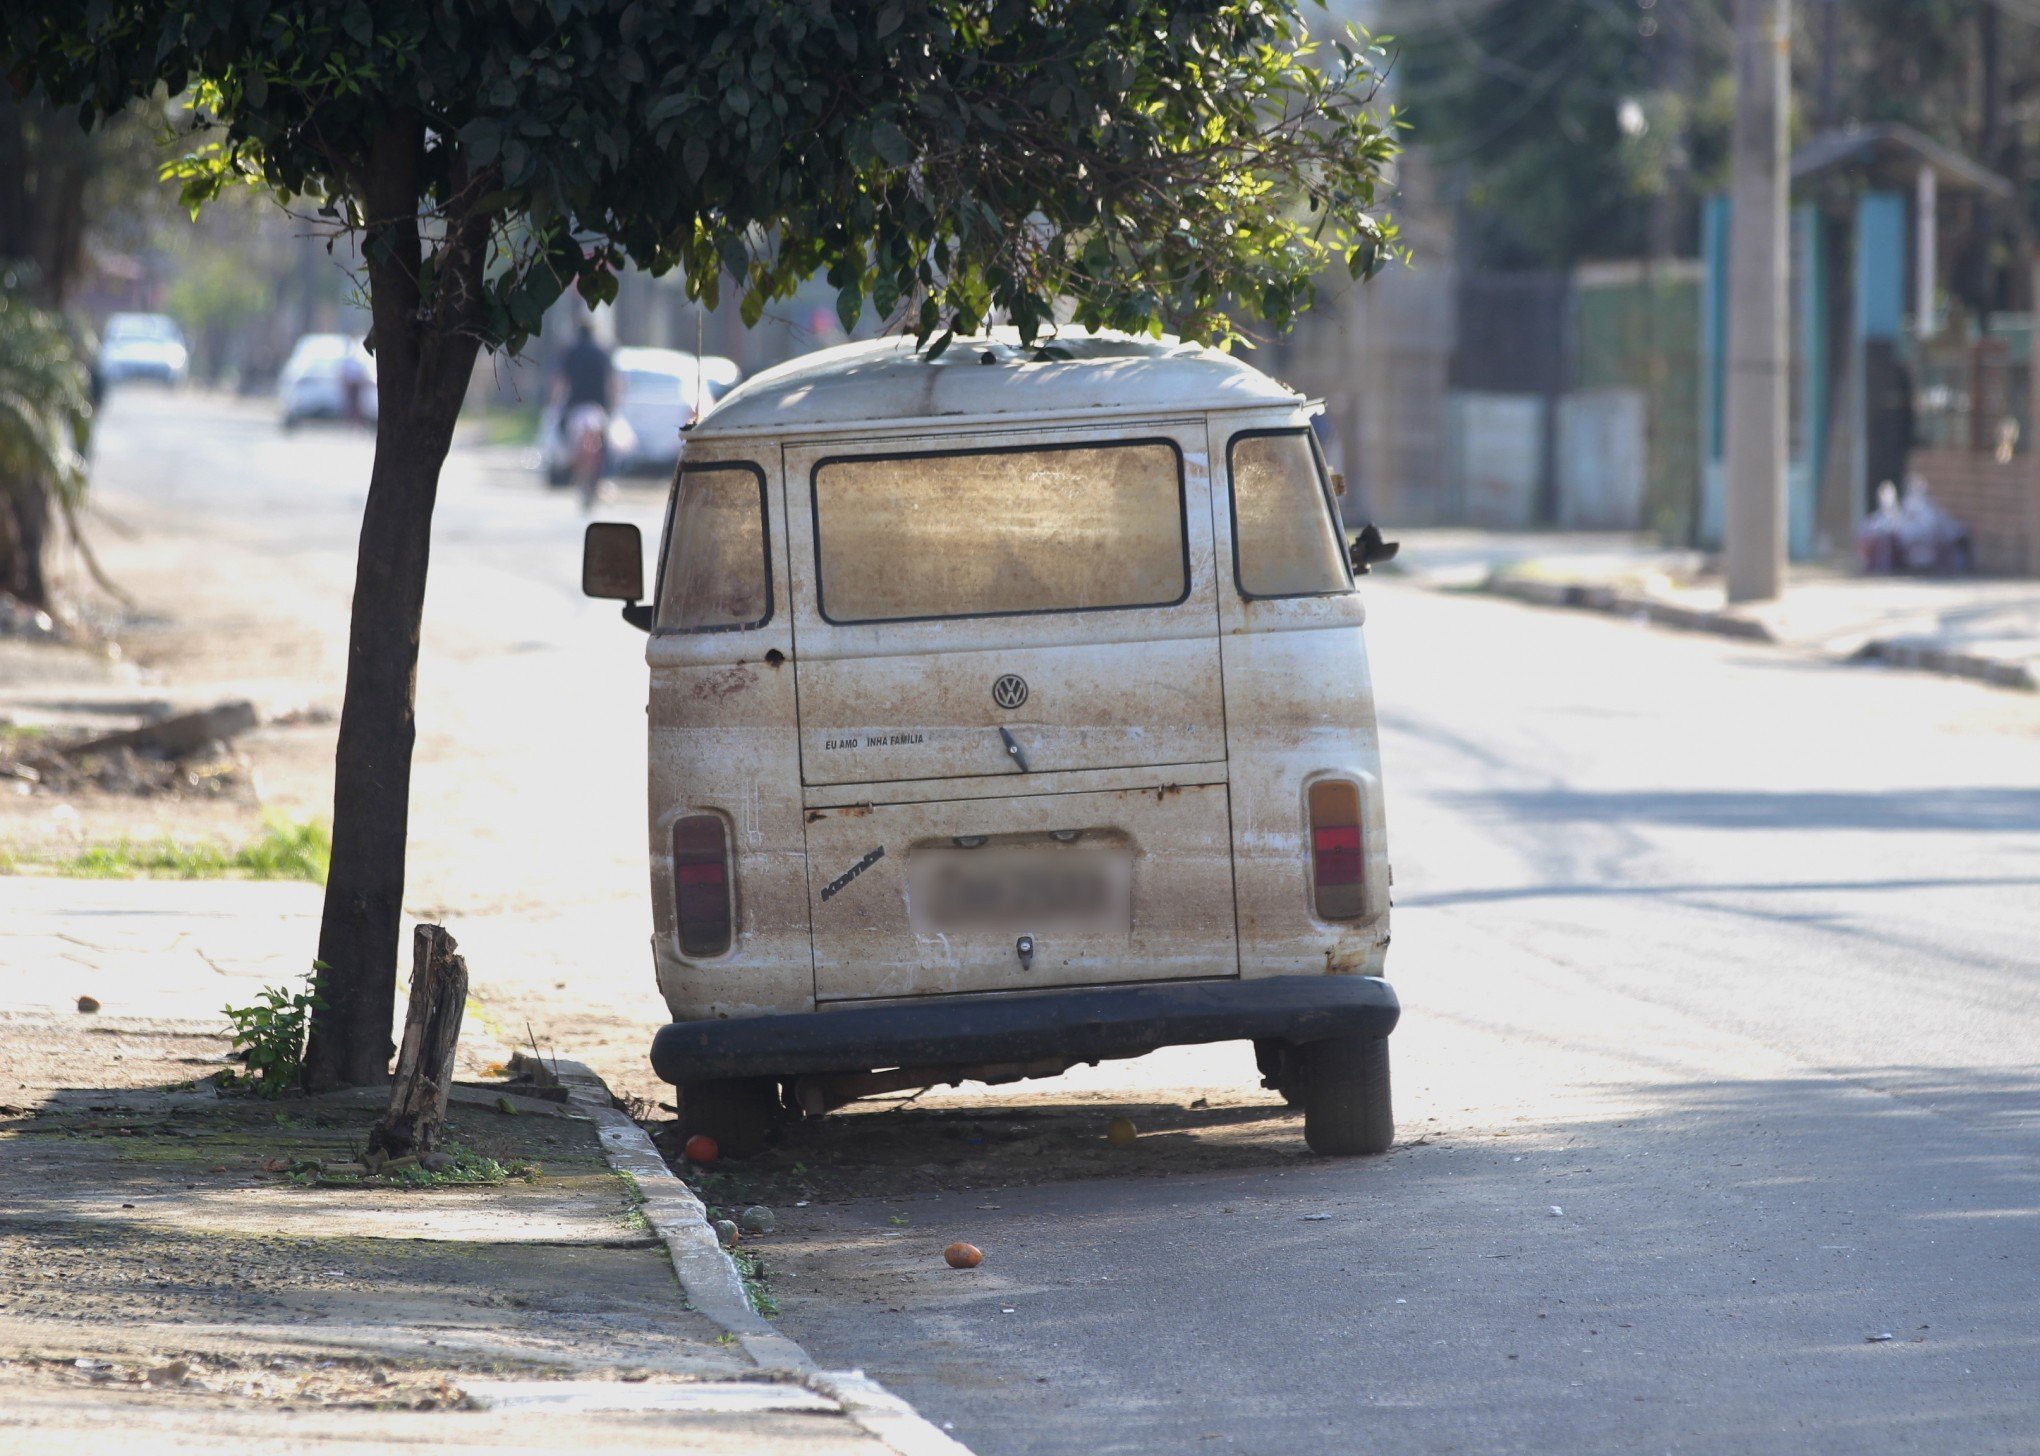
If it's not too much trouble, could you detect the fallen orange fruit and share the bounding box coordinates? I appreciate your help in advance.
[1107,1117,1137,1147]
[944,1242,983,1269]
[683,1133,720,1164]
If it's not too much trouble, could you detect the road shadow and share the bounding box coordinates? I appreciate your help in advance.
[650,1085,1315,1210]
[1399,871,2040,909]
[1444,786,2040,833]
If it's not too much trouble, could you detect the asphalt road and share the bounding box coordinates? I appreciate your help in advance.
[82,388,2040,1454]
[767,547,2040,1451]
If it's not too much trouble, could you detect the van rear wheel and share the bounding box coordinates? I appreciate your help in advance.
[678,1077,780,1158]
[1298,1035,1393,1156]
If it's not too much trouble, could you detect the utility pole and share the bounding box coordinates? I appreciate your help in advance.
[1723,0,1790,604]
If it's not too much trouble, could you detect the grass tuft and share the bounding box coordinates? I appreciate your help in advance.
[729,1247,779,1318]
[14,819,330,882]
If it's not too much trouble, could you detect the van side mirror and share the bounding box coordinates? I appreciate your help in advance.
[582,522,653,631]
[1349,522,1399,576]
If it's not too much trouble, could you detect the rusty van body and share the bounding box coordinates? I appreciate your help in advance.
[582,332,1400,1155]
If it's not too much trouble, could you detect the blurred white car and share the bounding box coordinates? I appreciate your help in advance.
[280,334,378,428]
[697,354,742,397]
[99,313,189,386]
[539,347,741,485]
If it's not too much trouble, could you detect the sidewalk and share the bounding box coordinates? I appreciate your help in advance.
[1386,528,2040,691]
[0,929,965,1454]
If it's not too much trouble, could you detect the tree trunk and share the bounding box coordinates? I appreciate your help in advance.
[0,472,52,608]
[302,114,491,1088]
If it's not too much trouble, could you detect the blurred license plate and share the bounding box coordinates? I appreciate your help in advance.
[908,847,1132,935]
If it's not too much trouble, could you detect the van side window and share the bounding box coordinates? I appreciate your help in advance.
[811,440,1188,624]
[1228,429,1353,599]
[658,461,772,632]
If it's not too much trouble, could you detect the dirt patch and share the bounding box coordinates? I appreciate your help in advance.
[1,728,254,803]
[0,1349,473,1411]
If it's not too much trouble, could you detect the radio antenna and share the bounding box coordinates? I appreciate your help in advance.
[694,303,705,424]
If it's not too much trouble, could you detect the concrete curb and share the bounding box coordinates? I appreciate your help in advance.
[1482,572,1776,643]
[541,1056,972,1456]
[808,1370,978,1456]
[1850,638,2040,691]
[1481,570,2036,691]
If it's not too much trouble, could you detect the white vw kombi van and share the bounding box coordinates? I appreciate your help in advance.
[583,331,1400,1156]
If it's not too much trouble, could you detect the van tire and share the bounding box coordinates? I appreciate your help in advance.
[678,1077,779,1157]
[1299,1035,1393,1156]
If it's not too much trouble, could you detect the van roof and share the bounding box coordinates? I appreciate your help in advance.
[690,329,1304,439]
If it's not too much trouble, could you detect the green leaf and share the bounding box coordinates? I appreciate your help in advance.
[501,138,533,184]
[835,280,861,334]
[871,270,900,320]
[509,286,547,333]
[460,119,503,168]
[871,120,911,167]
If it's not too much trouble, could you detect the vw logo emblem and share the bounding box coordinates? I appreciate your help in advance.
[991,674,1029,710]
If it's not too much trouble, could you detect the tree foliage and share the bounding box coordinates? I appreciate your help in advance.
[1803,0,2029,311]
[0,93,163,606]
[1387,0,1732,269]
[0,93,169,309]
[9,0,1400,353]
[0,287,90,512]
[0,279,94,607]
[1392,0,2040,303]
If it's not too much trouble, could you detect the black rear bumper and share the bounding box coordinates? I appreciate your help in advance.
[650,973,1399,1084]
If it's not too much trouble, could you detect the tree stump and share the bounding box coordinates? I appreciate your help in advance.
[370,924,467,1158]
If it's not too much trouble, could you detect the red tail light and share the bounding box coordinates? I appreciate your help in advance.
[672,814,733,956]
[1307,780,1365,920]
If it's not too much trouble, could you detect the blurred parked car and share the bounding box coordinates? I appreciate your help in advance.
[538,347,741,485]
[279,334,378,428]
[697,354,742,397]
[98,312,189,386]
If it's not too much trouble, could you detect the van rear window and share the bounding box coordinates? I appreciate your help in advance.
[811,440,1188,624]
[658,461,771,632]
[1228,430,1352,599]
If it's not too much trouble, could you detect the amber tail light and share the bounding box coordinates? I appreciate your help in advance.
[672,814,733,956]
[1307,780,1365,921]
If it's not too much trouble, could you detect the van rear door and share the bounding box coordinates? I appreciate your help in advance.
[782,424,1238,1001]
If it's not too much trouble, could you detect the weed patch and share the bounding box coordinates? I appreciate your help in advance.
[14,819,331,882]
[728,1247,779,1318]
[218,968,325,1096]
